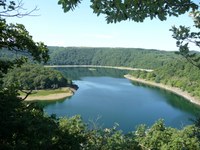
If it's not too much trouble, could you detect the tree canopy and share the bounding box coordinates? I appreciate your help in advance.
[46,46,180,69]
[2,64,72,99]
[0,0,49,74]
[170,15,200,68]
[131,59,200,99]
[58,0,198,23]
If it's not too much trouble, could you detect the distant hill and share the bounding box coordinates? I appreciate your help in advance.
[47,46,181,69]
[0,46,183,69]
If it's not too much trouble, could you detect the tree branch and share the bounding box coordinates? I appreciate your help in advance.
[0,0,39,18]
[20,89,33,100]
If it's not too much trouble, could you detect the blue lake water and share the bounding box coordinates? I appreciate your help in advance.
[42,67,200,133]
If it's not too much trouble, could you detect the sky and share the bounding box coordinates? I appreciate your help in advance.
[6,0,200,51]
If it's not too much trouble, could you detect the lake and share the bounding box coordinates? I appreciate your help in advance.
[42,67,200,133]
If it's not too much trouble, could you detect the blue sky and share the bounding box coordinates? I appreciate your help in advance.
[7,0,199,51]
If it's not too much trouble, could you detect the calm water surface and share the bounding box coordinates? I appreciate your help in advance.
[42,67,200,133]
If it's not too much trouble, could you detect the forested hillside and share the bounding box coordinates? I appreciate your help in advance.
[47,47,180,69]
[130,60,200,98]
[0,46,186,70]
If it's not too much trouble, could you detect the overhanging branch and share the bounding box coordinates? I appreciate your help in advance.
[0,0,39,18]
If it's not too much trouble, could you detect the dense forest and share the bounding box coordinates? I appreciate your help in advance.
[47,47,180,69]
[0,46,180,69]
[130,60,200,99]
[2,63,73,100]
[3,64,72,91]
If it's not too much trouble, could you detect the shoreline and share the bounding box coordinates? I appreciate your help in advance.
[23,88,75,101]
[45,65,153,72]
[124,74,200,106]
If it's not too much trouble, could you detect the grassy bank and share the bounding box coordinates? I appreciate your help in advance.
[20,87,74,101]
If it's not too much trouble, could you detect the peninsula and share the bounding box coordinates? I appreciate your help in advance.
[22,87,76,101]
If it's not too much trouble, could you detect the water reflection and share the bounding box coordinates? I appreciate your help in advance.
[40,67,200,132]
[55,67,129,80]
[131,81,200,115]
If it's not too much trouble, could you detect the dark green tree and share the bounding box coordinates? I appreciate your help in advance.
[3,64,71,100]
[170,10,200,68]
[0,0,49,74]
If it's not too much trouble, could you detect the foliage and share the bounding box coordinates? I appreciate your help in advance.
[0,88,87,149]
[135,119,200,150]
[58,0,81,12]
[170,9,200,69]
[0,0,49,74]
[84,124,140,150]
[58,0,198,23]
[130,59,200,98]
[46,46,179,69]
[3,64,72,91]
[0,18,49,65]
